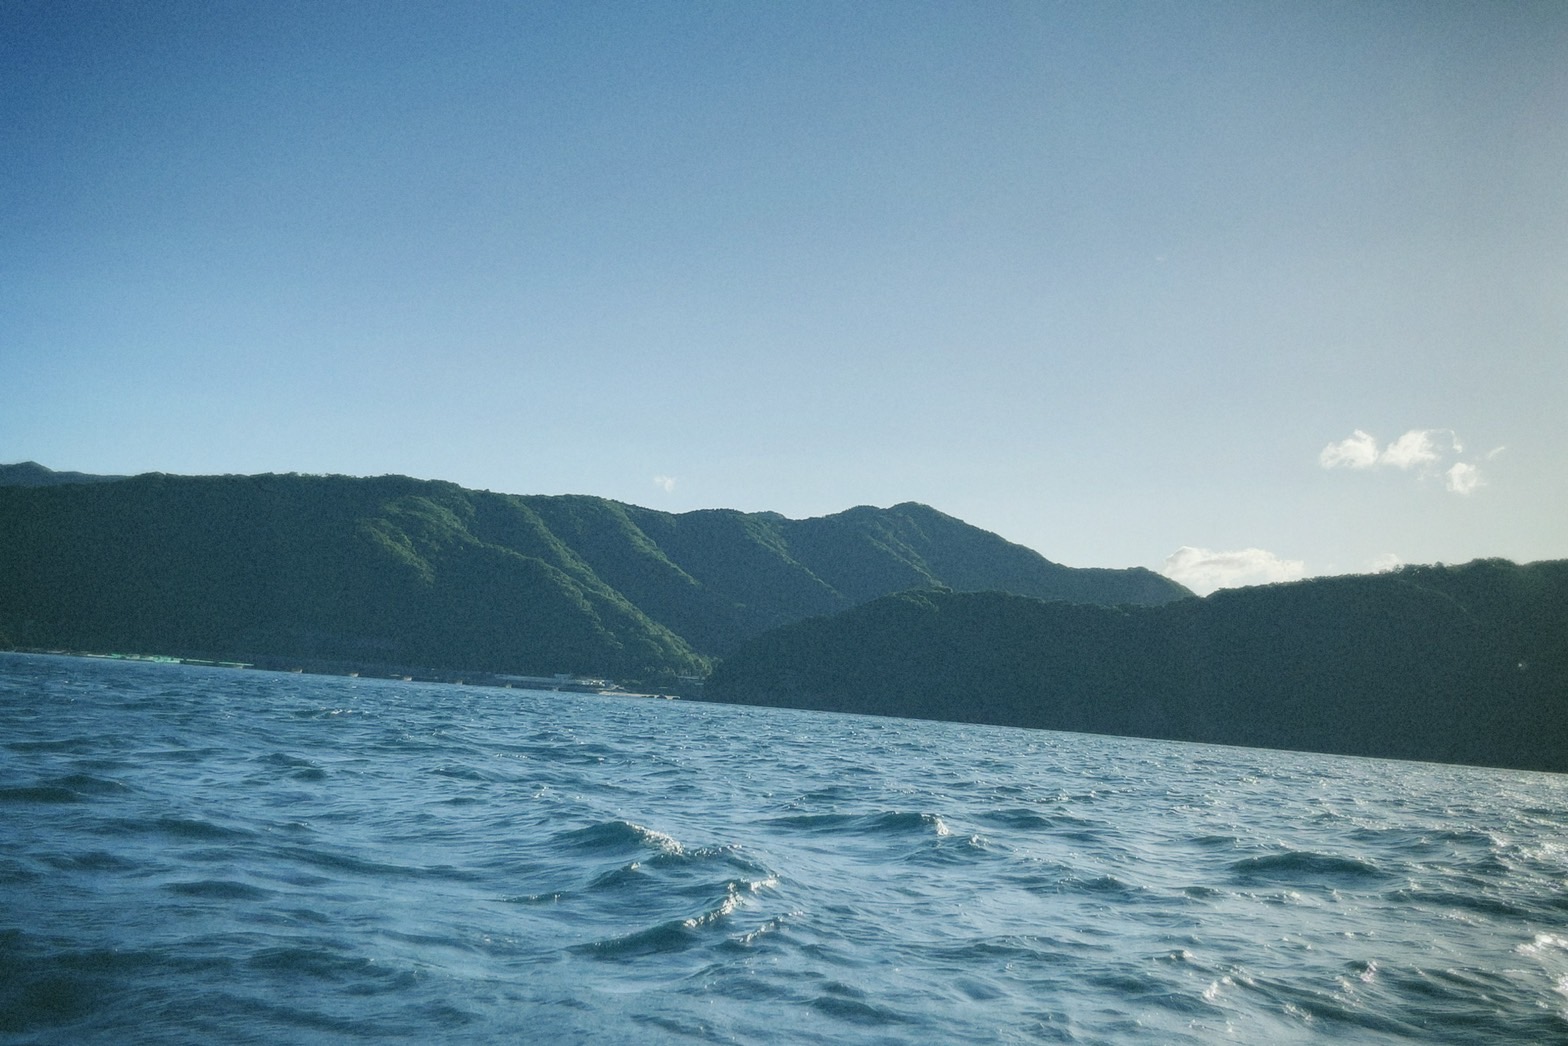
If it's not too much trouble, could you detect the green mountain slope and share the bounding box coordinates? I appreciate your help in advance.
[0,473,704,679]
[0,468,1187,680]
[0,461,126,487]
[703,562,1568,772]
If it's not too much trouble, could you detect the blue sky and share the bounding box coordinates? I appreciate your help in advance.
[4,1,1565,593]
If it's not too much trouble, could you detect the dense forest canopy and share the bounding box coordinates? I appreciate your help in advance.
[704,561,1568,772]
[0,466,1183,684]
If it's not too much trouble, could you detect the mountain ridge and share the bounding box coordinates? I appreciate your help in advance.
[0,465,1188,683]
[703,561,1568,772]
[0,461,129,487]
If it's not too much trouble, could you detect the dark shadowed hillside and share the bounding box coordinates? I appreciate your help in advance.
[0,468,1186,682]
[0,461,126,487]
[703,562,1568,772]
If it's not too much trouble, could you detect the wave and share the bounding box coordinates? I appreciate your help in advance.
[556,819,687,855]
[1386,885,1534,920]
[762,809,951,837]
[0,784,90,804]
[572,877,772,961]
[1227,850,1388,886]
[809,984,920,1028]
[166,879,276,901]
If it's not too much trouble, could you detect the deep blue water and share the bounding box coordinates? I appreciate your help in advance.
[3,652,1567,1043]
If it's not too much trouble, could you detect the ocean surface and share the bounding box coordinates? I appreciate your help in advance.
[3,652,1567,1044]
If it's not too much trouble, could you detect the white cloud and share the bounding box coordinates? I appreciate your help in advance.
[1368,552,1403,573]
[1319,430,1379,469]
[1319,427,1487,495]
[1445,462,1482,495]
[1161,546,1307,596]
[1379,429,1445,469]
[652,474,677,493]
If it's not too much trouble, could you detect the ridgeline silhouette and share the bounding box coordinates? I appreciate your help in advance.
[705,563,1568,772]
[0,465,1182,685]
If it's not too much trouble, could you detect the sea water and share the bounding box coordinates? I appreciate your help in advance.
[2,652,1566,1044]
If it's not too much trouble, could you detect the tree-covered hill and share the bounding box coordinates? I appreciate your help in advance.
[0,467,1187,682]
[703,561,1568,772]
[0,461,126,487]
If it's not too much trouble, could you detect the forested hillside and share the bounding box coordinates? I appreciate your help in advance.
[6,465,1561,770]
[0,467,1186,684]
[704,560,1568,772]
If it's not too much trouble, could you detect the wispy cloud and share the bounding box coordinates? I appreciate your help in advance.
[1368,552,1403,573]
[1166,548,1420,595]
[1319,430,1379,469]
[1161,546,1306,596]
[1445,462,1482,495]
[1319,428,1488,495]
[652,474,676,493]
[1379,429,1450,469]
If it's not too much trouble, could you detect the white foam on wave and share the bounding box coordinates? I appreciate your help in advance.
[1516,933,1568,958]
[633,824,685,855]
[682,886,740,929]
[682,875,779,930]
[732,912,794,946]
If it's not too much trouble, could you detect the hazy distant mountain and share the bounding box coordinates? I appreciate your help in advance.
[0,461,126,487]
[704,560,1568,772]
[0,470,1187,683]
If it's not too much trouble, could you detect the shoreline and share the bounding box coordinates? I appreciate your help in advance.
[0,647,689,699]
